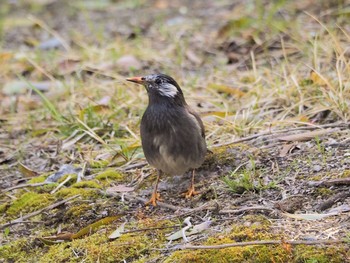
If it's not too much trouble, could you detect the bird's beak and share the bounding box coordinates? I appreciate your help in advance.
[126,76,144,84]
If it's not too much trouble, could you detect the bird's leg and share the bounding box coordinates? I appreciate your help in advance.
[146,170,163,206]
[185,169,200,198]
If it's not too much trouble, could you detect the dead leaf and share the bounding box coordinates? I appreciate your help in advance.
[109,222,126,239]
[18,162,39,177]
[72,216,121,239]
[278,129,336,142]
[166,219,211,241]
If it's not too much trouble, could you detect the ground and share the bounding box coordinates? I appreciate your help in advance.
[0,0,350,262]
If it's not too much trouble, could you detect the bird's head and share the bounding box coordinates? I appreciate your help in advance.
[127,73,185,105]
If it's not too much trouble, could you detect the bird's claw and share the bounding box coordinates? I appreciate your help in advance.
[145,192,162,206]
[184,187,200,199]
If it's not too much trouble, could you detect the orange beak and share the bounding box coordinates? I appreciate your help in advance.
[126,76,144,84]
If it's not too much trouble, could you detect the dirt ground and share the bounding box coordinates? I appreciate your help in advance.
[0,0,350,262]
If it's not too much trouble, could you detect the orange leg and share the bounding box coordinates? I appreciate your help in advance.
[185,170,200,198]
[145,170,163,206]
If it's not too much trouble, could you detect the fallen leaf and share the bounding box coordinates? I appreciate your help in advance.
[166,219,211,241]
[109,222,126,239]
[18,162,39,177]
[72,216,121,239]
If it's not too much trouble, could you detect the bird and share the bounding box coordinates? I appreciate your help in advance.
[126,73,207,206]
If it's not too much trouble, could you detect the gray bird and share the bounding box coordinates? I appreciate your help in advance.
[126,73,207,206]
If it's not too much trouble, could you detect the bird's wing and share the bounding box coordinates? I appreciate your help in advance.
[186,106,205,138]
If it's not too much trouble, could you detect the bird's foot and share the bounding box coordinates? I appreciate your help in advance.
[184,186,200,199]
[145,192,162,206]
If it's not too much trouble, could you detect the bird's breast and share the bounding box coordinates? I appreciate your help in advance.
[140,105,206,175]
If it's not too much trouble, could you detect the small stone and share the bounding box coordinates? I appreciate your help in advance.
[313,164,322,172]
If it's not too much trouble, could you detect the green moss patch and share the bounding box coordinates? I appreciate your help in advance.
[96,169,124,181]
[6,192,55,218]
[55,187,100,199]
[72,180,102,189]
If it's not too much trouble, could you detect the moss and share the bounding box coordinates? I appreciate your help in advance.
[340,170,350,178]
[315,187,332,197]
[37,183,58,193]
[27,174,48,183]
[38,220,170,262]
[6,192,55,218]
[0,238,41,263]
[72,180,102,189]
[0,202,9,213]
[293,245,349,263]
[96,169,123,181]
[65,203,92,219]
[165,218,349,263]
[90,159,110,168]
[55,187,100,199]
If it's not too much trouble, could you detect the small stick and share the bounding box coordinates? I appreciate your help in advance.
[219,206,274,214]
[212,122,349,148]
[308,177,350,187]
[50,175,72,194]
[316,191,350,211]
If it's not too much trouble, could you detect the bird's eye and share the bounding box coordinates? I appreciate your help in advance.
[155,78,162,85]
[141,77,146,81]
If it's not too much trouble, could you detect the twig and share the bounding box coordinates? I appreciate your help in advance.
[50,175,72,194]
[181,239,345,250]
[2,182,51,193]
[308,177,350,187]
[219,206,274,214]
[212,122,349,148]
[0,195,80,229]
[122,225,179,234]
[118,161,148,171]
[316,191,350,211]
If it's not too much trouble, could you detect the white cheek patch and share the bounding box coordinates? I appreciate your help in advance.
[158,83,178,97]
